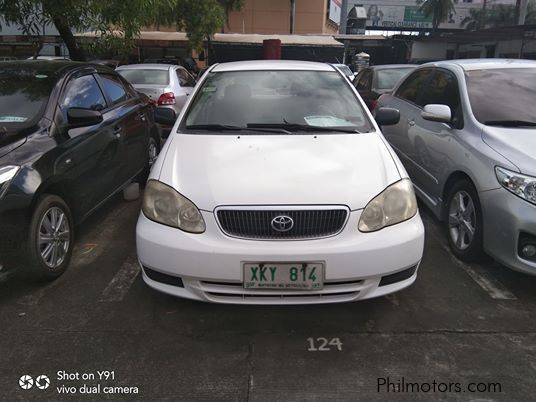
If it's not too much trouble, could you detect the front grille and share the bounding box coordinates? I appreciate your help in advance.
[216,208,349,240]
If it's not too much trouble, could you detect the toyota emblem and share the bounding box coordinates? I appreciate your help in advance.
[271,215,294,232]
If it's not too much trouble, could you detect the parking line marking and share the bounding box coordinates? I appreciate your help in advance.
[98,256,140,302]
[422,215,516,300]
[442,245,517,300]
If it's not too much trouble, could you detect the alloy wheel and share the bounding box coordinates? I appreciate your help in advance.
[448,190,476,251]
[38,206,70,269]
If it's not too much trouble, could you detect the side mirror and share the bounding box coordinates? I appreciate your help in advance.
[421,104,451,123]
[375,107,400,126]
[67,108,103,128]
[154,107,176,126]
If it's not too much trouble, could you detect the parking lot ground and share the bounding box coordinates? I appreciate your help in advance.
[1,195,536,401]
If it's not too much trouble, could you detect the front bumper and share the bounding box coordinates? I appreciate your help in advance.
[136,210,425,304]
[480,188,536,274]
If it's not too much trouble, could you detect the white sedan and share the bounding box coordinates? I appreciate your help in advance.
[137,60,424,304]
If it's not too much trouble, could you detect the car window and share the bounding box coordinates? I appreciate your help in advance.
[420,70,462,127]
[376,68,415,90]
[61,75,106,111]
[98,74,128,106]
[118,69,170,85]
[465,67,536,126]
[177,68,195,87]
[355,70,372,91]
[183,70,373,133]
[395,69,434,106]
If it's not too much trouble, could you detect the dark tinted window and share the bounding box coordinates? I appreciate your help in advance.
[99,74,128,105]
[177,68,195,87]
[396,69,434,105]
[465,68,536,126]
[421,70,463,128]
[0,67,56,125]
[376,68,415,90]
[61,75,106,111]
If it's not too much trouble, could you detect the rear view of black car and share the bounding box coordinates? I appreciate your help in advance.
[0,61,162,280]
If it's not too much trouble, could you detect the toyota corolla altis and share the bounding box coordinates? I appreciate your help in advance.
[136,60,425,304]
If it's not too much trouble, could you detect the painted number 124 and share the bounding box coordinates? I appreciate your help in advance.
[307,337,343,351]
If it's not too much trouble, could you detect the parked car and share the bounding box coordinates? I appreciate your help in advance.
[0,61,163,279]
[26,56,71,61]
[136,60,425,304]
[377,59,536,274]
[354,64,417,111]
[333,63,355,82]
[116,64,196,120]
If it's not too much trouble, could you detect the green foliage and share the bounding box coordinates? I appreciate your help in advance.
[416,0,459,30]
[155,0,244,51]
[0,0,160,60]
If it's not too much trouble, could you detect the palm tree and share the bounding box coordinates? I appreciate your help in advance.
[416,0,459,32]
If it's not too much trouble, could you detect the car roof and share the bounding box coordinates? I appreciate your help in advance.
[0,60,112,78]
[117,63,173,71]
[369,64,418,70]
[420,58,536,71]
[211,60,335,72]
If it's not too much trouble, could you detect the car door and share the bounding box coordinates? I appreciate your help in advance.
[409,69,464,202]
[53,73,122,217]
[175,67,196,110]
[96,72,149,185]
[380,68,435,188]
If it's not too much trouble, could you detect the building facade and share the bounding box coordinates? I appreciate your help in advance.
[224,0,340,35]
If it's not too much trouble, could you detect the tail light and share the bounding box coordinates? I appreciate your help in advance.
[157,92,176,106]
[370,99,379,111]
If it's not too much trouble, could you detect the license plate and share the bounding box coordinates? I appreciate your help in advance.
[243,262,324,290]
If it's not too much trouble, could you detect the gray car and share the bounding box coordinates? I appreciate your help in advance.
[377,59,536,274]
[116,63,196,118]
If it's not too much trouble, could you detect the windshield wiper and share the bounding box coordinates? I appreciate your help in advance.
[484,120,536,127]
[247,123,361,133]
[185,124,291,134]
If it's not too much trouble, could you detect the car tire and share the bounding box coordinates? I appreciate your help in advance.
[445,180,484,262]
[137,135,160,185]
[24,194,74,281]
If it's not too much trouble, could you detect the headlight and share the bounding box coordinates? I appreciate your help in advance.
[142,179,205,233]
[0,165,20,197]
[358,179,417,232]
[495,166,536,205]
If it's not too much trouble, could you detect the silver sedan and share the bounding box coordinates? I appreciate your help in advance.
[378,59,536,274]
[117,63,196,118]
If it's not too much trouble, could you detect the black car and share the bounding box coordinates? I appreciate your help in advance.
[0,61,163,280]
[354,64,417,111]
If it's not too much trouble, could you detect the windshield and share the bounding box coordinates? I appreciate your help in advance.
[466,68,536,126]
[183,70,372,133]
[118,69,170,85]
[376,68,414,90]
[0,67,55,125]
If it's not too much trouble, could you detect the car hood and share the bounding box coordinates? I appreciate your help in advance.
[158,133,401,211]
[0,128,29,159]
[482,126,536,175]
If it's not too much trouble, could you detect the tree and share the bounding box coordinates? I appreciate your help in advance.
[416,0,459,32]
[0,0,160,60]
[154,0,243,51]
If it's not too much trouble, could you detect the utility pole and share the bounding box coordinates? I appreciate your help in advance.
[340,0,348,35]
[518,0,529,25]
[340,0,349,63]
[290,0,296,34]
